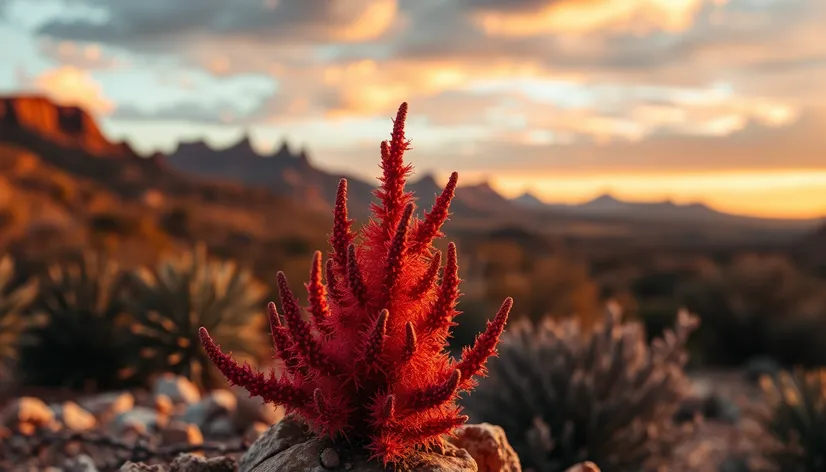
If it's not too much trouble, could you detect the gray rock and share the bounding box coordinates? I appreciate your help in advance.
[153,374,201,405]
[64,454,99,472]
[238,415,477,472]
[78,392,135,421]
[119,454,237,472]
[113,407,165,435]
[180,390,238,430]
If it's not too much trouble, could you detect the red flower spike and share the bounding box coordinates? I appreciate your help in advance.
[455,297,513,390]
[409,250,441,298]
[382,204,414,306]
[267,302,301,374]
[199,102,512,465]
[199,328,306,407]
[331,179,354,270]
[306,251,331,333]
[403,369,461,414]
[347,244,368,307]
[363,309,389,366]
[401,321,417,363]
[421,242,460,335]
[277,272,338,376]
[410,171,459,255]
[325,258,342,303]
[372,103,414,243]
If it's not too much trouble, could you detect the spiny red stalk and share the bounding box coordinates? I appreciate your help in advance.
[410,250,441,299]
[331,179,354,271]
[421,242,460,336]
[267,302,301,374]
[200,102,512,465]
[410,172,459,254]
[305,251,331,333]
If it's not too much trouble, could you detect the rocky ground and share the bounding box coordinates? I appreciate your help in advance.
[0,369,775,472]
[0,374,282,471]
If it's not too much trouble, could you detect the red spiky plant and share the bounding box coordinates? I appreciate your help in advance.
[199,102,512,465]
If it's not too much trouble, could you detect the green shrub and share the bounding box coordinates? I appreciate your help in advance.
[759,368,826,471]
[464,304,699,472]
[679,254,826,366]
[0,256,39,381]
[127,243,269,389]
[17,251,142,391]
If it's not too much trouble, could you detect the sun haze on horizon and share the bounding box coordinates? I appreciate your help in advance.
[0,0,824,219]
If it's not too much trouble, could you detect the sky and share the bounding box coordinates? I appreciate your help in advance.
[0,0,824,218]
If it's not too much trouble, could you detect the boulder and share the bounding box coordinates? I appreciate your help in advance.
[153,374,201,405]
[449,423,521,472]
[238,415,477,472]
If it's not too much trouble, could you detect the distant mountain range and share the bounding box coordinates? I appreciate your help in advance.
[163,134,823,236]
[2,94,822,249]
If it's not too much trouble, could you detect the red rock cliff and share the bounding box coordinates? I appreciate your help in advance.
[0,95,130,157]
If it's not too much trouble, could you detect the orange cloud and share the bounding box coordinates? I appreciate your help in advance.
[34,66,115,115]
[332,0,397,42]
[471,0,727,37]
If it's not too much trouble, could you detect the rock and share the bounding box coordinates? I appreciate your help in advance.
[205,416,235,438]
[54,401,97,431]
[564,463,600,472]
[320,448,340,468]
[230,386,282,432]
[243,422,270,442]
[156,394,175,416]
[239,415,477,472]
[113,407,166,435]
[180,390,238,430]
[168,453,237,471]
[161,421,204,447]
[119,462,165,471]
[744,356,782,384]
[1,397,57,434]
[238,415,312,472]
[674,397,705,424]
[449,423,521,472]
[79,391,135,421]
[64,454,99,472]
[154,374,201,405]
[120,454,237,472]
[702,394,741,423]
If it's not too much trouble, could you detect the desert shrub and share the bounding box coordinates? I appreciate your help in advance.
[16,251,143,391]
[464,304,699,472]
[127,243,270,389]
[679,254,826,366]
[758,368,826,471]
[0,256,40,381]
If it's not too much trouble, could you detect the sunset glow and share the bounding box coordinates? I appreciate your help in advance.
[0,0,823,219]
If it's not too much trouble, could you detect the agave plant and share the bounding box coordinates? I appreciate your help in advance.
[464,304,699,472]
[758,368,826,471]
[17,251,141,391]
[127,243,270,389]
[0,256,39,381]
[200,102,513,465]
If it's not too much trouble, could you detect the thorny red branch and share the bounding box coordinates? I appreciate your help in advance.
[199,102,513,464]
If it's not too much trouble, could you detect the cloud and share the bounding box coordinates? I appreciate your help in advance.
[462,0,723,36]
[36,0,397,47]
[30,66,115,114]
[37,39,128,69]
[436,106,826,175]
[112,101,254,124]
